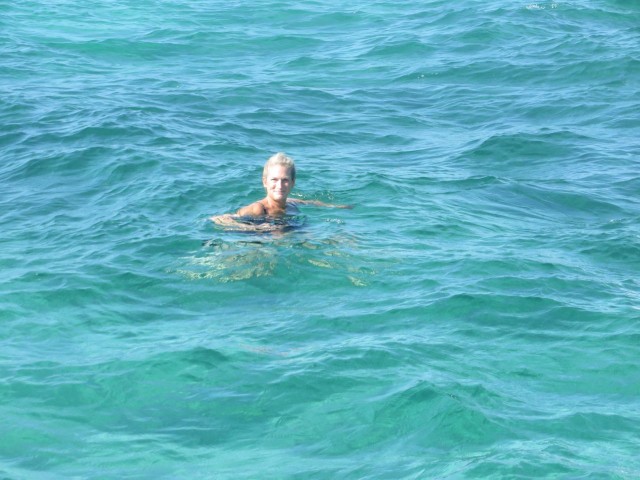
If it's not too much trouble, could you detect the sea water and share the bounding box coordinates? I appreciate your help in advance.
[1,0,639,478]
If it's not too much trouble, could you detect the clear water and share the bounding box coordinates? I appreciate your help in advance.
[1,1,639,478]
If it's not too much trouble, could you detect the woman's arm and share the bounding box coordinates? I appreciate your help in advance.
[209,214,280,232]
[291,199,353,209]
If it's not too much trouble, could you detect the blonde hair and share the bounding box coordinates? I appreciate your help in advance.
[263,152,296,181]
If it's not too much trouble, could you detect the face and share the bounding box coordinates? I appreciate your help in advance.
[263,165,295,202]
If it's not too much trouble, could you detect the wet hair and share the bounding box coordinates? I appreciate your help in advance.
[263,152,296,181]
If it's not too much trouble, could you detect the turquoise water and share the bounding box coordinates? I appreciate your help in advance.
[2,0,639,478]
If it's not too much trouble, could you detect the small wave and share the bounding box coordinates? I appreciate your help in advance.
[461,131,593,165]
[525,3,559,10]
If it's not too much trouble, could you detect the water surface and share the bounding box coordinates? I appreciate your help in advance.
[1,0,639,478]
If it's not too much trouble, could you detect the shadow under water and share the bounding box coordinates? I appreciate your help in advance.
[174,217,374,285]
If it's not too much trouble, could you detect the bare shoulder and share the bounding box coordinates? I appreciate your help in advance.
[236,201,267,217]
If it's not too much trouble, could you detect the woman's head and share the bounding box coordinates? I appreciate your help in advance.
[263,152,296,181]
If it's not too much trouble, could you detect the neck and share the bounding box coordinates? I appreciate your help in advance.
[265,196,287,213]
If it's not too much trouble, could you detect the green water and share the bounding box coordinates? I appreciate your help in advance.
[1,0,639,478]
